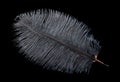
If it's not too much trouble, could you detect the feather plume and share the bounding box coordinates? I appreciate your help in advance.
[13,9,107,73]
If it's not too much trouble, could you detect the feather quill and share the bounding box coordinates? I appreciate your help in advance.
[13,9,108,73]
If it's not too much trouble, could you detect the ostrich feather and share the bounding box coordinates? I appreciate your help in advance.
[13,9,103,73]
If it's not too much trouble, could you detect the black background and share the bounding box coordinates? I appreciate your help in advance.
[3,0,118,81]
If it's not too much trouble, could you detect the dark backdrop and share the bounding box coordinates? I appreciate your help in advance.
[3,0,117,81]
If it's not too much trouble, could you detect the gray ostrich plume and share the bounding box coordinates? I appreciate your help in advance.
[13,9,108,74]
